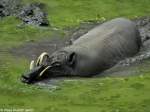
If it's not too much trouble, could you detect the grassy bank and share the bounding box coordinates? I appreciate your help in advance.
[0,0,150,112]
[23,0,150,28]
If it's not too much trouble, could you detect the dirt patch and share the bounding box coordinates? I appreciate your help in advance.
[10,36,68,61]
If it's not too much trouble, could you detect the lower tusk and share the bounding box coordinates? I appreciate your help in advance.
[39,66,51,77]
[30,60,35,70]
[36,52,49,66]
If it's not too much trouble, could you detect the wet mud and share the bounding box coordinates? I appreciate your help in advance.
[9,17,150,85]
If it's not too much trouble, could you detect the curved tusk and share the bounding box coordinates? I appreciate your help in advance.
[36,52,49,66]
[39,66,51,77]
[30,60,35,70]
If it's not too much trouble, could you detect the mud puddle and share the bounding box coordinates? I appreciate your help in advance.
[10,17,150,86]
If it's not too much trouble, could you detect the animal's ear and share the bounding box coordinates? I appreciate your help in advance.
[67,52,76,66]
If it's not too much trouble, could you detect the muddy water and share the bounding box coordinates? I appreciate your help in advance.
[10,17,150,85]
[10,21,100,60]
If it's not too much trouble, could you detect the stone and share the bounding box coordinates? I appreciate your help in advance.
[18,3,49,26]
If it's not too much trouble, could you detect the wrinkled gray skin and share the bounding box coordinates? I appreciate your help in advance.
[46,18,142,77]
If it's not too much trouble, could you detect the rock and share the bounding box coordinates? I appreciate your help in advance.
[18,3,49,26]
[0,0,21,17]
[0,0,49,26]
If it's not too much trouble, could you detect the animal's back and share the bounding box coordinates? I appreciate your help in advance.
[73,18,141,47]
[67,18,141,75]
[73,18,141,58]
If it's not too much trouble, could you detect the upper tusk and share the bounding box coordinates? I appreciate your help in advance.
[36,52,49,66]
[30,60,35,70]
[39,66,51,77]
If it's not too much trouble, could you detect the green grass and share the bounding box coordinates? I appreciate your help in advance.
[0,0,150,112]
[0,16,52,48]
[23,0,150,28]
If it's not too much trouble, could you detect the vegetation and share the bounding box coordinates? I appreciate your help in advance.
[0,0,150,112]
[23,0,150,28]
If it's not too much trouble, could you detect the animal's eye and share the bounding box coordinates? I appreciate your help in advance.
[68,52,76,66]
